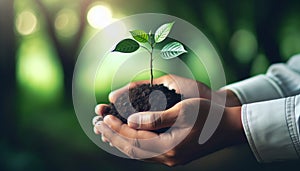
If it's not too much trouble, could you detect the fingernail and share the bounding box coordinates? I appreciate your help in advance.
[95,105,101,114]
[92,116,102,126]
[128,115,140,129]
[109,143,114,147]
[108,91,116,102]
[96,121,102,126]
[95,121,103,134]
[103,115,112,122]
[101,135,107,143]
[103,117,114,129]
[94,126,101,134]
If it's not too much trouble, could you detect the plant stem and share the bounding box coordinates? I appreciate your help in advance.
[140,45,151,54]
[140,45,154,86]
[150,47,154,86]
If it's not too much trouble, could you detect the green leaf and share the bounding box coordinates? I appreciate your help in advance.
[160,42,187,59]
[112,39,140,53]
[154,22,174,43]
[130,30,149,43]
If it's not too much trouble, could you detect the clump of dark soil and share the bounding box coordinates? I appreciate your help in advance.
[102,84,182,133]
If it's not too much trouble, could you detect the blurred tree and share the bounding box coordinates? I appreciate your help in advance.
[178,0,300,81]
[34,0,92,103]
[254,0,284,63]
[173,0,251,80]
[0,0,17,144]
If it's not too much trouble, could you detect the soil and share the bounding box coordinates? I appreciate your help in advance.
[102,84,182,133]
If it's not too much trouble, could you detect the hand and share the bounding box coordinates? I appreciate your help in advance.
[95,74,241,119]
[109,74,211,102]
[109,74,241,106]
[94,98,246,166]
[95,74,209,119]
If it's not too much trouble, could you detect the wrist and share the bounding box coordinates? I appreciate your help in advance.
[216,89,241,107]
[223,106,247,146]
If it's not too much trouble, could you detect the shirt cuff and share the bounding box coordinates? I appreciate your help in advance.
[242,96,300,163]
[224,75,284,104]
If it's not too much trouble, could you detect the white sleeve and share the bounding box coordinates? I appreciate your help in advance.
[224,54,300,162]
[225,54,300,104]
[242,95,300,162]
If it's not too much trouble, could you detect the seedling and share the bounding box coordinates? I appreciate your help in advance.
[112,21,187,86]
[98,22,187,132]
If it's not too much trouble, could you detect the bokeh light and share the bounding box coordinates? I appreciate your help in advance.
[230,29,257,63]
[87,4,113,29]
[250,53,270,76]
[54,8,79,38]
[279,16,300,60]
[16,36,63,99]
[15,10,38,35]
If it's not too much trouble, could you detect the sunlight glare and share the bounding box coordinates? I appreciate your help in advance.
[55,8,79,37]
[17,37,63,98]
[16,10,38,35]
[87,5,113,29]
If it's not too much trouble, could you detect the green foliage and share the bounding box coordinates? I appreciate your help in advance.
[112,21,187,85]
[154,22,174,43]
[130,30,149,43]
[112,38,140,53]
[161,42,187,59]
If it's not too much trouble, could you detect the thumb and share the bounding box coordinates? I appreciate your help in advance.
[127,109,178,130]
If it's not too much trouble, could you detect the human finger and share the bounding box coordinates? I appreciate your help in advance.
[109,81,148,103]
[108,75,172,103]
[103,115,158,139]
[101,115,175,152]
[127,102,181,130]
[98,121,162,159]
[95,104,110,117]
[94,125,101,134]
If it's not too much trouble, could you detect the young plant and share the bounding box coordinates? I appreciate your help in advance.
[112,22,187,86]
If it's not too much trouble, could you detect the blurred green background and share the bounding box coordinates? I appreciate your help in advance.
[1,0,300,170]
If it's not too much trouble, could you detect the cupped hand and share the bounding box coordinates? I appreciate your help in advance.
[95,74,241,119]
[108,74,211,103]
[95,74,213,118]
[94,98,246,166]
